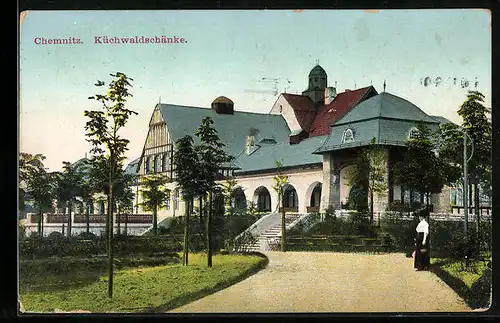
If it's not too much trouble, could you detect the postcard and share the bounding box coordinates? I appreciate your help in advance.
[18,9,492,314]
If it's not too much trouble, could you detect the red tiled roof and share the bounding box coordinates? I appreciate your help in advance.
[282,93,317,132]
[308,86,376,137]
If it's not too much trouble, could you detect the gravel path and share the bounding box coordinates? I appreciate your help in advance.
[169,252,470,313]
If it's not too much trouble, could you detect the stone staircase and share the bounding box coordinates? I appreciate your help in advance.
[238,213,302,252]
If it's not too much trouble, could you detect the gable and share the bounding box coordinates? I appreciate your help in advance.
[308,86,375,137]
[269,94,303,133]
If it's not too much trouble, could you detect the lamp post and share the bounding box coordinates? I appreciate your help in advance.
[434,127,473,234]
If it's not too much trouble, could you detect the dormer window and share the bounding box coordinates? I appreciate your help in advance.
[342,128,355,143]
[259,138,277,145]
[408,127,420,140]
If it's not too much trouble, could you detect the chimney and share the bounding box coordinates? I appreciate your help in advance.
[324,86,337,105]
[245,135,255,155]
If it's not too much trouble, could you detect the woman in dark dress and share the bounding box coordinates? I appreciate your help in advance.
[414,215,430,270]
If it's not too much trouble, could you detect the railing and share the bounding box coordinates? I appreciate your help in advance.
[234,211,278,246]
[278,207,299,213]
[306,206,320,213]
[26,213,153,224]
[117,214,153,224]
[74,215,107,223]
[46,214,69,223]
[451,205,492,215]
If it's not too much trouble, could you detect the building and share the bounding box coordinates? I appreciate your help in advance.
[124,64,476,224]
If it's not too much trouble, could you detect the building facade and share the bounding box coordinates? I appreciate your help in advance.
[123,64,473,225]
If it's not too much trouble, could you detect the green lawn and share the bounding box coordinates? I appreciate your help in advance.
[431,258,487,288]
[20,253,268,313]
[430,256,491,309]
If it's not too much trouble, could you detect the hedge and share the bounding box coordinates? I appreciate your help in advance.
[19,253,181,277]
[379,217,492,258]
[19,235,184,260]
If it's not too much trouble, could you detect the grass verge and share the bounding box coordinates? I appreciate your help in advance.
[430,257,491,310]
[19,252,267,313]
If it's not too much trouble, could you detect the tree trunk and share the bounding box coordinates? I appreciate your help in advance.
[117,206,121,235]
[125,212,128,236]
[474,183,480,227]
[469,183,473,215]
[105,197,110,239]
[474,183,480,250]
[183,199,190,266]
[369,190,374,224]
[207,191,213,267]
[37,208,42,236]
[68,202,72,237]
[281,192,286,252]
[86,202,90,234]
[426,192,430,221]
[199,196,203,226]
[107,154,115,299]
[153,206,158,236]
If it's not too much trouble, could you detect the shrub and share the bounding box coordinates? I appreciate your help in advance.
[19,235,184,259]
[386,201,423,213]
[158,226,168,235]
[48,231,64,240]
[19,222,27,240]
[77,232,97,240]
[379,216,417,253]
[468,265,492,309]
[309,211,378,237]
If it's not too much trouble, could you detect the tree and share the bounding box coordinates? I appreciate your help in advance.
[458,91,492,229]
[84,72,137,298]
[173,135,199,266]
[54,161,85,237]
[272,160,289,252]
[86,155,118,236]
[343,138,387,223]
[221,176,238,216]
[114,172,135,234]
[139,174,169,236]
[195,116,234,267]
[437,91,491,238]
[76,160,95,234]
[393,123,449,217]
[20,153,56,236]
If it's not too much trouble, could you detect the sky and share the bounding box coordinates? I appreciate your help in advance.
[19,9,491,172]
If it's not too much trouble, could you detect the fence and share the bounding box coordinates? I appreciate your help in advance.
[22,213,153,237]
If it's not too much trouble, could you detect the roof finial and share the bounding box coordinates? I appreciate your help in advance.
[159,96,161,104]
[335,81,337,88]
[370,80,372,85]
[315,58,320,65]
[383,80,386,92]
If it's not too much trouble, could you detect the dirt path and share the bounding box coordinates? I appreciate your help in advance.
[169,252,470,313]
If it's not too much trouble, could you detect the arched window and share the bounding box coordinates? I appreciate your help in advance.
[155,155,162,173]
[162,154,168,172]
[145,156,151,174]
[408,127,420,140]
[342,128,355,143]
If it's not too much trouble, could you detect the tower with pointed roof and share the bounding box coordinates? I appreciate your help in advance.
[302,64,328,104]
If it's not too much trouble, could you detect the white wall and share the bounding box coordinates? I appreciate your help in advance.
[235,168,323,213]
[269,95,302,133]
